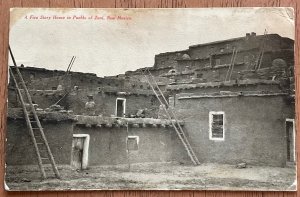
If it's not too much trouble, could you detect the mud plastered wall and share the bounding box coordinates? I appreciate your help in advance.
[67,89,160,117]
[73,125,190,166]
[173,95,294,167]
[152,34,293,79]
[6,120,74,165]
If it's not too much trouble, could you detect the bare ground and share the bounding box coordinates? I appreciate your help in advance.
[5,162,296,191]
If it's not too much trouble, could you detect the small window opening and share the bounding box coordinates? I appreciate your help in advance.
[196,73,203,78]
[116,98,126,117]
[215,58,221,65]
[127,136,139,151]
[209,112,224,140]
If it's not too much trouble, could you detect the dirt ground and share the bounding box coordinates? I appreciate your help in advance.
[5,162,296,191]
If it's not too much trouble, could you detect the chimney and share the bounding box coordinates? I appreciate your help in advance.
[246,33,251,40]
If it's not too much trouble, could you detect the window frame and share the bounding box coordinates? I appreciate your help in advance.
[285,118,295,162]
[115,98,126,117]
[209,111,225,141]
[215,58,221,65]
[126,136,139,152]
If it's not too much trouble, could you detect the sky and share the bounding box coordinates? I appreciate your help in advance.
[9,8,294,77]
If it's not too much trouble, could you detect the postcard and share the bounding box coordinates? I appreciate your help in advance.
[5,8,296,191]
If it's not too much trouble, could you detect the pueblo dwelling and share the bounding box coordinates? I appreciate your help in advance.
[6,32,295,174]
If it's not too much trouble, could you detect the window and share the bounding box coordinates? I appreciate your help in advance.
[127,136,139,151]
[215,58,221,65]
[209,111,225,141]
[115,98,126,117]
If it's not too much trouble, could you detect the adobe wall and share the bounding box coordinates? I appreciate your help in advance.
[173,94,294,167]
[167,83,285,98]
[68,89,160,117]
[6,120,74,165]
[9,67,66,85]
[152,34,293,75]
[188,34,288,60]
[154,51,185,69]
[73,125,190,166]
[9,89,69,110]
[27,76,72,90]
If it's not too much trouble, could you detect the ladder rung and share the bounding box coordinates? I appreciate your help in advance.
[36,143,44,145]
[9,58,61,178]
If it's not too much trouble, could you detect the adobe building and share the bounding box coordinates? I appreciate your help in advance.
[6,32,295,171]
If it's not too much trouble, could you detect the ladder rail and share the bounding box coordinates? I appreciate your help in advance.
[9,46,61,179]
[146,69,200,164]
[255,29,268,70]
[146,76,197,165]
[31,108,61,178]
[9,68,47,179]
[143,73,199,165]
[14,64,61,179]
[228,49,238,81]
[225,48,236,82]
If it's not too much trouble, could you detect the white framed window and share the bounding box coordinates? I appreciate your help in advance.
[209,111,225,141]
[115,98,126,117]
[127,136,139,151]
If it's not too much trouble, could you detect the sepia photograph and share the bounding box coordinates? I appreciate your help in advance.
[5,8,296,191]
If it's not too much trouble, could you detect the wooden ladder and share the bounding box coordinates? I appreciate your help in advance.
[224,47,238,82]
[255,29,268,71]
[143,69,200,165]
[9,46,61,179]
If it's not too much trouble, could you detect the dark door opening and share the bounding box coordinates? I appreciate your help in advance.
[71,137,84,169]
[286,120,295,163]
[116,98,125,117]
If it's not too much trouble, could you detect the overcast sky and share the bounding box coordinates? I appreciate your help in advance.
[9,8,294,77]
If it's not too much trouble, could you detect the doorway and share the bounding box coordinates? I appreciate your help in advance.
[116,98,126,117]
[285,119,295,163]
[71,134,90,170]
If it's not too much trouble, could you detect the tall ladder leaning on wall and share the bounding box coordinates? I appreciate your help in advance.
[8,46,61,179]
[143,69,200,165]
[255,29,268,71]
